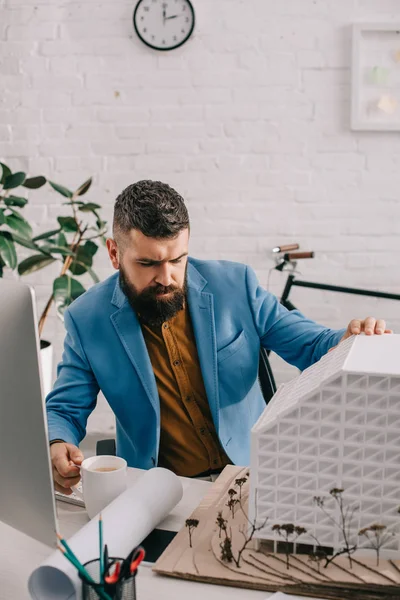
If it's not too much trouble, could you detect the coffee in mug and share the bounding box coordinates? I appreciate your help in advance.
[93,467,118,472]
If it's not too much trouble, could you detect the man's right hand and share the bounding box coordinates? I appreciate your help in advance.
[50,442,84,495]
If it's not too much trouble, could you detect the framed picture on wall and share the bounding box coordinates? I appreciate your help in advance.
[351,23,400,131]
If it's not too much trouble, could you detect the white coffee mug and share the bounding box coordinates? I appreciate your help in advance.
[81,455,128,519]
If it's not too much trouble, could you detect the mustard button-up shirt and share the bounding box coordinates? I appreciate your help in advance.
[141,305,230,477]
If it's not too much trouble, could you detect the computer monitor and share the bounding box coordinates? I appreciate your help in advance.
[0,279,57,547]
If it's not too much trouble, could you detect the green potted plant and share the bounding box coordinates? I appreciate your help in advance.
[0,162,108,395]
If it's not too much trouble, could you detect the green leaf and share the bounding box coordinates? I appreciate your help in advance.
[58,216,78,232]
[0,163,11,185]
[32,228,62,242]
[96,218,107,231]
[3,172,26,190]
[69,247,93,276]
[57,232,68,247]
[22,176,46,189]
[4,195,28,208]
[75,177,92,197]
[83,240,98,257]
[0,231,17,270]
[53,275,86,317]
[78,202,101,213]
[50,181,73,198]
[85,266,100,283]
[11,233,50,254]
[0,209,5,226]
[18,254,56,276]
[40,244,74,256]
[5,213,32,238]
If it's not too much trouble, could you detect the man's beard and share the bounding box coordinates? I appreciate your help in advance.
[119,266,186,327]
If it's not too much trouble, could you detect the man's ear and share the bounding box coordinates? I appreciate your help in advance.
[106,238,120,270]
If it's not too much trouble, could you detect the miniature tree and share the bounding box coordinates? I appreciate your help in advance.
[359,524,394,566]
[272,523,307,569]
[216,511,227,539]
[235,477,247,502]
[312,488,358,568]
[226,488,240,519]
[220,535,234,562]
[185,518,199,548]
[218,487,268,568]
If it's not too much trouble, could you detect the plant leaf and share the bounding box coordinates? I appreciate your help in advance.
[22,175,47,189]
[85,266,100,283]
[75,177,92,197]
[11,233,50,254]
[50,181,73,198]
[18,254,56,276]
[3,171,26,190]
[83,240,98,257]
[0,163,11,185]
[96,218,107,231]
[5,213,32,238]
[69,246,93,276]
[58,216,78,232]
[40,244,74,256]
[0,231,17,269]
[53,275,86,317]
[57,232,68,247]
[78,202,101,213]
[4,195,28,208]
[0,208,5,226]
[32,228,62,242]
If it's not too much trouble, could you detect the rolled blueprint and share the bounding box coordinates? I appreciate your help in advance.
[28,468,183,600]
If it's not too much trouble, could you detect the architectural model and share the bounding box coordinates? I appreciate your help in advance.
[154,465,400,599]
[154,336,400,599]
[250,334,400,558]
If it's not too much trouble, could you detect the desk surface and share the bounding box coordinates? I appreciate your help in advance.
[0,468,269,600]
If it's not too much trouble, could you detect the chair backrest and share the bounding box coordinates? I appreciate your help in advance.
[258,346,277,405]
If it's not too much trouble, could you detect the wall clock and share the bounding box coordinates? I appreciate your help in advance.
[133,0,195,51]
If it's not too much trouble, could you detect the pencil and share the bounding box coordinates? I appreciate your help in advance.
[58,545,113,600]
[57,532,80,566]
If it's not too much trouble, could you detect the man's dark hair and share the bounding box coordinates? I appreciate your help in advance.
[113,180,189,243]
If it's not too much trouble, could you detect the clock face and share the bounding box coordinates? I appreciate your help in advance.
[133,0,195,51]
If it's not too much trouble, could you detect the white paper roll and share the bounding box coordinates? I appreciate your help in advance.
[28,468,183,600]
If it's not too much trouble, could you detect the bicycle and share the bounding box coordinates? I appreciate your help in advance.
[270,243,400,311]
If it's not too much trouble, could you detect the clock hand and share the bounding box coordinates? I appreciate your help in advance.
[165,14,179,19]
[162,8,166,24]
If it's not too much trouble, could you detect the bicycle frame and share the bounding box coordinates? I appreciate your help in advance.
[281,273,400,312]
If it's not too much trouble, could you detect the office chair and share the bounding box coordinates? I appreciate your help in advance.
[96,347,277,456]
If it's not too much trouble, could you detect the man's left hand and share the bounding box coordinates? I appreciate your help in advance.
[340,317,393,343]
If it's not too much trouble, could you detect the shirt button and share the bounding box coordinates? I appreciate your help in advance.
[163,323,168,329]
[213,459,218,465]
[186,396,191,402]
[199,428,206,435]
[173,360,180,367]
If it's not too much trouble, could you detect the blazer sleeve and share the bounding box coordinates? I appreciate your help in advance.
[46,309,100,446]
[245,265,346,371]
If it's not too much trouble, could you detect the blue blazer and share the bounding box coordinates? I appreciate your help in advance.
[46,259,344,468]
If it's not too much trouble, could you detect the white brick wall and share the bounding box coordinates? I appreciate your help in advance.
[2,1,400,432]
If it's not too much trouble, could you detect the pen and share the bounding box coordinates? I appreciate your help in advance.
[99,514,104,583]
[103,543,109,581]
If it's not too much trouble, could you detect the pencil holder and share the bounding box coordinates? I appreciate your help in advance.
[80,557,137,600]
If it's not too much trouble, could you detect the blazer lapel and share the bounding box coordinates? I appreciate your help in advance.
[110,279,159,418]
[187,263,220,431]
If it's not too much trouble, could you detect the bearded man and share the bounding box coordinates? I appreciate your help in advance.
[47,180,390,493]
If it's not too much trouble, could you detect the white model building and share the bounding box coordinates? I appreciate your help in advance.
[250,334,400,557]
